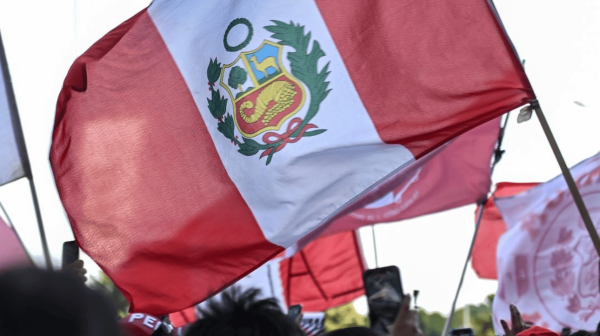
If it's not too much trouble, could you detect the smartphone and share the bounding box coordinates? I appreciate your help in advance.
[287,304,302,320]
[450,328,474,336]
[62,240,79,269]
[363,266,404,334]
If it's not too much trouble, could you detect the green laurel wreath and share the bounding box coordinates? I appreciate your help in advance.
[223,18,253,52]
[206,21,331,165]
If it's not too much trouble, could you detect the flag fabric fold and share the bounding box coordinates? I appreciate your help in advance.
[51,0,534,315]
[492,153,600,332]
[323,117,501,237]
[279,230,365,312]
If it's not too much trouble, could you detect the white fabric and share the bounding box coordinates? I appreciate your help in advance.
[0,43,24,186]
[148,0,413,248]
[493,153,600,332]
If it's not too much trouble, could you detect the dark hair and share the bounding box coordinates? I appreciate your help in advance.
[571,331,593,336]
[0,267,121,336]
[185,287,304,336]
[327,327,381,336]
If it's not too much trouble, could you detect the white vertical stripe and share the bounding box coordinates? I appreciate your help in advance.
[148,0,413,247]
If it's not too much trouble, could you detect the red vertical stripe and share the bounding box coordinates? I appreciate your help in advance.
[50,11,282,315]
[316,0,535,158]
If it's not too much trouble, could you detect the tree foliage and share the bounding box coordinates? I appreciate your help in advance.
[325,302,369,332]
[325,294,495,336]
[89,272,130,318]
[419,294,495,336]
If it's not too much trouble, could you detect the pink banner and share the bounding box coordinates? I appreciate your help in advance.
[322,118,500,236]
[0,216,29,271]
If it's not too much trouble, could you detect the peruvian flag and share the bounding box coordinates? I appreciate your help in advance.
[491,153,600,332]
[51,0,534,315]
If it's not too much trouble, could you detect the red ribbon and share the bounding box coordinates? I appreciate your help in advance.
[260,117,317,159]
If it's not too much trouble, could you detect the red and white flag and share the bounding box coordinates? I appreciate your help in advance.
[50,0,534,315]
[492,153,600,332]
[0,216,30,271]
[323,117,501,237]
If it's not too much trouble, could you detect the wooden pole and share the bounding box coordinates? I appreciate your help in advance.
[441,201,486,336]
[533,101,600,256]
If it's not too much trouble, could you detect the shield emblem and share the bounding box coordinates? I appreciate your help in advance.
[220,40,306,138]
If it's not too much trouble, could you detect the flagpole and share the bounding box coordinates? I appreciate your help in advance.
[371,225,379,268]
[27,177,52,268]
[0,32,52,269]
[441,201,486,336]
[532,101,600,256]
[441,114,510,336]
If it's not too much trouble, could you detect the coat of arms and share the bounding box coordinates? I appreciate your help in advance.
[206,19,331,165]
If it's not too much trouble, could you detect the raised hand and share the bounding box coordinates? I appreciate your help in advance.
[392,295,423,336]
[501,304,529,336]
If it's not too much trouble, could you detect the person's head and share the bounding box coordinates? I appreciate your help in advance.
[185,287,304,336]
[327,327,382,336]
[570,331,593,336]
[0,266,121,336]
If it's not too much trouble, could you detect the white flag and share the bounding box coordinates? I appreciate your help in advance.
[494,153,600,332]
[0,33,25,186]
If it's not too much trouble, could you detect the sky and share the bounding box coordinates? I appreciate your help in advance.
[0,0,598,317]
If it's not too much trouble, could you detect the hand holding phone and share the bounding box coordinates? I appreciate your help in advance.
[62,241,79,269]
[62,241,87,282]
[363,266,404,334]
[391,295,422,336]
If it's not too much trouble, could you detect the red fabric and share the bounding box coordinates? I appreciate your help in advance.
[280,231,366,312]
[323,118,500,236]
[0,217,29,271]
[316,0,535,158]
[517,326,559,336]
[471,182,539,279]
[169,307,197,328]
[50,11,281,315]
